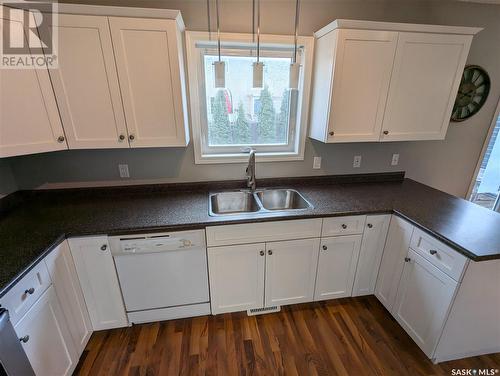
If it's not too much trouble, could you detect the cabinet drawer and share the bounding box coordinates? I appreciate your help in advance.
[206,219,322,247]
[410,228,468,281]
[321,215,366,237]
[0,261,51,325]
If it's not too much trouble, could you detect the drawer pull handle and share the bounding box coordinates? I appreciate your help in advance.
[24,288,35,295]
[268,250,273,255]
[19,335,30,343]
[259,250,265,256]
[429,250,438,255]
[404,257,411,262]
[101,244,108,251]
[322,245,328,251]
[367,223,373,228]
[341,224,347,229]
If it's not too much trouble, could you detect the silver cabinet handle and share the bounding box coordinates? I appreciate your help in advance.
[404,257,411,262]
[259,250,265,256]
[341,224,347,229]
[24,288,35,295]
[322,245,328,251]
[367,223,373,228]
[100,244,107,251]
[119,134,126,141]
[57,136,65,143]
[19,335,30,343]
[129,134,135,141]
[268,250,273,255]
[429,250,438,255]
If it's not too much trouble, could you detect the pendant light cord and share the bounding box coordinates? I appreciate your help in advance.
[216,0,221,61]
[207,0,211,41]
[257,0,260,63]
[293,0,300,63]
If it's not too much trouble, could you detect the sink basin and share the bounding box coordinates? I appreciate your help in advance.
[255,189,312,211]
[209,191,261,215]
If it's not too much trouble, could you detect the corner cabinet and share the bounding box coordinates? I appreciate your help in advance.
[309,19,480,143]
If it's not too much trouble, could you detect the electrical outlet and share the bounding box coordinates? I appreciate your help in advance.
[391,153,400,166]
[118,164,130,178]
[313,156,322,169]
[353,155,362,168]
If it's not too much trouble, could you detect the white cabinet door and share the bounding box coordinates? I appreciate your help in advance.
[208,243,265,314]
[68,237,128,331]
[14,286,78,376]
[45,14,128,149]
[45,240,92,355]
[381,32,471,141]
[265,238,320,307]
[327,29,397,142]
[0,10,66,158]
[109,17,189,147]
[393,249,458,358]
[352,214,391,296]
[314,235,362,301]
[375,216,414,312]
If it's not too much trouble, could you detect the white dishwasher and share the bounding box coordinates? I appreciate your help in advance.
[110,229,210,324]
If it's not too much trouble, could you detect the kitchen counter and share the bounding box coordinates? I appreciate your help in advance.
[1,172,499,297]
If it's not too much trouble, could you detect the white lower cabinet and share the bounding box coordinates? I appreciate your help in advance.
[393,249,458,357]
[44,240,92,354]
[375,215,414,311]
[68,236,128,330]
[265,239,320,307]
[14,286,78,376]
[208,243,265,314]
[352,215,391,296]
[314,235,362,301]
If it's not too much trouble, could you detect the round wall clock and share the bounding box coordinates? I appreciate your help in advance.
[451,65,490,122]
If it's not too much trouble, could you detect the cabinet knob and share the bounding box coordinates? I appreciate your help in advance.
[322,245,328,251]
[341,224,347,229]
[404,257,411,262]
[57,136,65,143]
[259,250,265,256]
[24,287,35,295]
[367,223,373,229]
[129,134,135,141]
[19,335,30,343]
[119,134,126,141]
[100,244,108,251]
[383,130,389,135]
[328,131,334,136]
[268,250,273,255]
[429,249,438,255]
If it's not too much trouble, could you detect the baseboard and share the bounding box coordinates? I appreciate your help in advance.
[433,347,500,363]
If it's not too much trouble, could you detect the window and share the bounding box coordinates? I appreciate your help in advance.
[185,32,313,164]
[468,99,500,212]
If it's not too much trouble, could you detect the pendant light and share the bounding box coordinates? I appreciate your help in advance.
[289,0,300,89]
[252,0,264,88]
[213,0,225,88]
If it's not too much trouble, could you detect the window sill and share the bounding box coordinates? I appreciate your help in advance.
[194,152,305,164]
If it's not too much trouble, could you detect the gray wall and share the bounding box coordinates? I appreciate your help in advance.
[6,0,500,197]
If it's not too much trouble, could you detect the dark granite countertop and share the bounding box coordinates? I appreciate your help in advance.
[1,173,499,297]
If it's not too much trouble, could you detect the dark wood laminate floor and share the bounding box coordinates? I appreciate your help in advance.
[74,296,500,375]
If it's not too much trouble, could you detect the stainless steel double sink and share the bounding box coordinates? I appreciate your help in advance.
[209,189,313,216]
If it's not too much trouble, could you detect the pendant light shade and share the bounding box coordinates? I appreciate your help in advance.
[289,0,300,89]
[213,0,225,88]
[252,0,264,88]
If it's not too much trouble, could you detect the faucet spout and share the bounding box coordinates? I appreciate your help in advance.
[245,148,256,192]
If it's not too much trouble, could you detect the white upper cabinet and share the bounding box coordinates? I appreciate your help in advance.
[45,14,128,149]
[109,17,189,147]
[310,29,397,142]
[309,20,480,144]
[381,32,471,141]
[0,9,67,158]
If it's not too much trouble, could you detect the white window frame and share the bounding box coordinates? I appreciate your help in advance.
[466,97,500,200]
[185,31,314,164]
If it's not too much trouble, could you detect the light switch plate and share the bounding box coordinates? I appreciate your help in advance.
[391,153,400,166]
[313,156,322,169]
[353,155,362,168]
[118,164,130,178]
